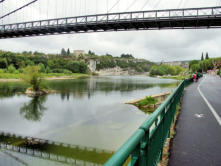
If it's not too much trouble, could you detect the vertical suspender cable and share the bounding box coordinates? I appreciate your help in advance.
[107,0,108,13]
[125,0,137,11]
[140,0,150,10]
[108,0,121,13]
[47,0,49,19]
[96,0,97,14]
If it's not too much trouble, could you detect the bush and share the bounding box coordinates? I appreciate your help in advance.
[13,70,19,74]
[45,66,51,73]
[149,64,184,76]
[137,96,157,107]
[8,64,16,73]
[67,61,80,73]
[38,63,46,73]
[0,69,4,73]
[18,68,24,73]
[21,66,44,91]
[63,69,72,74]
[51,68,64,73]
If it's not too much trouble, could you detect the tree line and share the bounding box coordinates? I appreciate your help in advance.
[0,50,88,74]
[149,64,185,76]
[189,53,221,72]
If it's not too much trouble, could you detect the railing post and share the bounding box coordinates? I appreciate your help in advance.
[140,129,149,166]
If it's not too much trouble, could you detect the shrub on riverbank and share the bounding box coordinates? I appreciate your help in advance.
[149,64,184,76]
[137,96,157,107]
[21,66,45,92]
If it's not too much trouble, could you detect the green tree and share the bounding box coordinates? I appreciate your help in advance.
[79,61,88,73]
[67,48,70,56]
[201,53,204,61]
[21,66,43,91]
[205,52,209,59]
[67,61,80,73]
[0,58,8,68]
[8,64,16,73]
[38,63,46,73]
[121,54,134,59]
[191,64,200,72]
[45,66,51,73]
[61,48,66,56]
[189,60,199,70]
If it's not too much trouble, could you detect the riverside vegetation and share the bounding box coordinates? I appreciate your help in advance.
[0,50,155,79]
[189,55,221,73]
[149,64,187,80]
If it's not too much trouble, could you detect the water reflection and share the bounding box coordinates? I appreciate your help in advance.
[0,131,113,165]
[20,96,47,121]
[0,82,27,98]
[0,76,179,101]
[46,76,179,101]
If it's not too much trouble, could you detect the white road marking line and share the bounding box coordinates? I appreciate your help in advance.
[197,77,221,126]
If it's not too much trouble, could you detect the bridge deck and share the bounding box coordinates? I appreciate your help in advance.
[169,75,221,166]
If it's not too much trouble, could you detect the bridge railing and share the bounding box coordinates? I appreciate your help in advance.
[104,78,195,166]
[0,6,221,32]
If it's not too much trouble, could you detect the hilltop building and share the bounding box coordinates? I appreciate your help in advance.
[73,50,85,57]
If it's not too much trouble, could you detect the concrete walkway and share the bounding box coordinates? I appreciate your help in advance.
[169,75,221,166]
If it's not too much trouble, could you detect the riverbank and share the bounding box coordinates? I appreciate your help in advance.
[0,73,89,82]
[148,75,188,80]
[161,75,187,80]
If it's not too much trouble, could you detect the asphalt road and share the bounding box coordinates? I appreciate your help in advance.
[169,75,221,166]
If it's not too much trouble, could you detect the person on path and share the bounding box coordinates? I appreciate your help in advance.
[193,73,197,82]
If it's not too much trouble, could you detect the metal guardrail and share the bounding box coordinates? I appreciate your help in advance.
[0,6,221,38]
[105,77,201,166]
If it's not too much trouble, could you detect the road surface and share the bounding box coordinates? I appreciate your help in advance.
[169,75,221,166]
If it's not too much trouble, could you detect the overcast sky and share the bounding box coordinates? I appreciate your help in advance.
[0,0,221,62]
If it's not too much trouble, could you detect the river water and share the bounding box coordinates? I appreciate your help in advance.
[0,76,178,166]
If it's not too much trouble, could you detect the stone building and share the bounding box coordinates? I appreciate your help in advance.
[73,50,85,57]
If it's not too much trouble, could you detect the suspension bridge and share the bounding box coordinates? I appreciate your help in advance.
[0,0,221,38]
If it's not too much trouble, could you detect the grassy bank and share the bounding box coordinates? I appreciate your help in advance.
[161,75,187,80]
[0,73,90,80]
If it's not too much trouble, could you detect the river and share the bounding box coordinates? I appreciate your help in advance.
[0,76,178,166]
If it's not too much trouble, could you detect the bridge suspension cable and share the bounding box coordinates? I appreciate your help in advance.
[0,0,38,20]
[108,0,121,13]
[140,0,151,10]
[125,0,137,11]
[177,0,184,9]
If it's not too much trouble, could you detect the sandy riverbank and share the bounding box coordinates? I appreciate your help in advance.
[0,79,20,82]
[0,76,89,82]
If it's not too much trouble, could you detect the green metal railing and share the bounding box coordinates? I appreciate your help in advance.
[105,77,197,166]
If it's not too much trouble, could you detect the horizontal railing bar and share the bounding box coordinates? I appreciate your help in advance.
[104,129,145,166]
